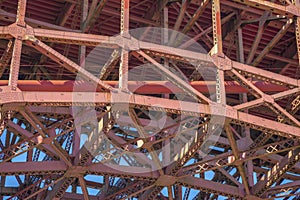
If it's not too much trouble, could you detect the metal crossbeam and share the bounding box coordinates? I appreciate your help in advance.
[1,0,300,199]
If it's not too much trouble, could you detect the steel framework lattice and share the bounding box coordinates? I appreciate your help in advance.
[0,0,300,199]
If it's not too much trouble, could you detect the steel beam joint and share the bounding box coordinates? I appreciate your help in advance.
[65,166,86,178]
[115,35,140,51]
[262,94,274,104]
[211,54,232,71]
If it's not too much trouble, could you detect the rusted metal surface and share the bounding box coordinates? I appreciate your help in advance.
[0,0,300,199]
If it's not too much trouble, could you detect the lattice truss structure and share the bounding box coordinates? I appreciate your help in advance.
[0,0,300,199]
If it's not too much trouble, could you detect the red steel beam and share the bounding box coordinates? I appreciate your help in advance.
[87,163,160,179]
[177,176,243,198]
[232,0,300,17]
[3,91,300,139]
[0,161,67,176]
[0,80,288,94]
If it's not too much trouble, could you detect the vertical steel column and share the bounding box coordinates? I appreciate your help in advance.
[9,0,27,89]
[237,29,244,63]
[16,0,26,27]
[76,3,88,173]
[75,0,87,179]
[211,0,222,55]
[163,7,169,43]
[119,0,130,91]
[8,40,22,89]
[175,185,182,200]
[163,7,169,69]
[294,1,300,67]
[162,6,171,167]
[167,186,173,200]
[212,0,225,104]
[79,0,88,68]
[215,67,225,104]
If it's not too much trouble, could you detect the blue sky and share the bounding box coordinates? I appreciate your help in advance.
[1,121,298,199]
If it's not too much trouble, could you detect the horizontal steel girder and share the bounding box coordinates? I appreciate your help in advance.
[0,80,290,94]
[1,91,300,139]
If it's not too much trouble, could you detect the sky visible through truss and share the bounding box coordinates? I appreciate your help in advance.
[0,119,294,199]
